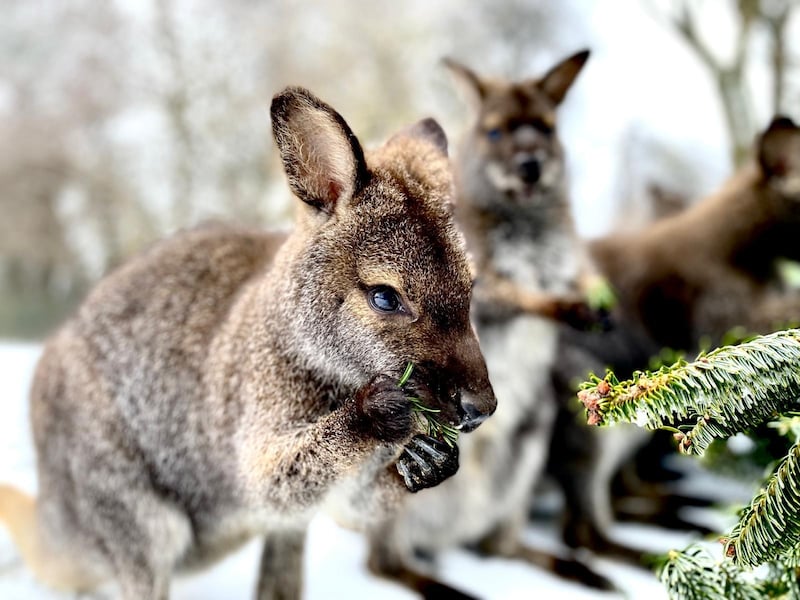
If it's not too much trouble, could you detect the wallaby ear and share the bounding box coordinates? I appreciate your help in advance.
[538,49,590,106]
[758,115,800,179]
[389,118,448,156]
[442,57,487,106]
[271,87,369,213]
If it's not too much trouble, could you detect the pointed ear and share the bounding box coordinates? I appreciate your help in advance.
[271,87,369,213]
[442,57,487,107]
[389,118,448,156]
[758,116,800,178]
[538,49,590,106]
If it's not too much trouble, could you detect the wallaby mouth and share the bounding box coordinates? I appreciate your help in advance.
[392,350,495,492]
[392,363,473,492]
[397,362,496,438]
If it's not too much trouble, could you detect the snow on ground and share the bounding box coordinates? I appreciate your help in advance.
[0,342,740,599]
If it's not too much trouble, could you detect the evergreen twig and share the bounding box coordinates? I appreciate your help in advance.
[578,329,800,455]
[725,441,800,568]
[398,363,459,447]
[657,545,763,600]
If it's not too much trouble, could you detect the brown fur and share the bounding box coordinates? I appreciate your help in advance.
[594,116,800,350]
[361,51,614,598]
[0,87,495,600]
[447,50,600,323]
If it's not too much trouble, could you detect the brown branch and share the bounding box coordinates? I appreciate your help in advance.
[762,0,791,114]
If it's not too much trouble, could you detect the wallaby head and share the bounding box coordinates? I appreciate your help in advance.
[758,115,800,198]
[735,115,800,267]
[444,50,589,204]
[270,87,496,434]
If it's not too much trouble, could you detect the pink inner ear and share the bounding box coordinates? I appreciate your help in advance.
[774,158,788,176]
[327,180,343,204]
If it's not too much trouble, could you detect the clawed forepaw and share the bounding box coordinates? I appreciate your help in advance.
[395,434,459,492]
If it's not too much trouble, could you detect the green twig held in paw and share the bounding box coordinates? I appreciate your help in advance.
[584,274,617,312]
[398,363,459,447]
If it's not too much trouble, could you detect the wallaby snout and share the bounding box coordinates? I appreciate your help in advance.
[458,396,492,433]
[450,333,497,432]
[515,154,542,185]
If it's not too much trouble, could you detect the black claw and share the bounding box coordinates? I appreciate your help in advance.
[396,434,460,492]
[411,436,447,460]
[396,458,415,490]
[403,447,434,477]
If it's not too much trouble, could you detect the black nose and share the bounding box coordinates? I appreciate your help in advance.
[516,156,541,184]
[458,399,491,433]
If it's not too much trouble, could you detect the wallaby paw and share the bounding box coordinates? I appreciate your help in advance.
[396,434,459,492]
[553,299,612,332]
[355,374,413,443]
[553,556,616,592]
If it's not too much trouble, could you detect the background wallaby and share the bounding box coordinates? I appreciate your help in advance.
[0,87,496,600]
[361,50,614,599]
[551,115,800,561]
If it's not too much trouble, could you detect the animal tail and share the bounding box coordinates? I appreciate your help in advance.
[0,483,96,593]
[0,484,39,567]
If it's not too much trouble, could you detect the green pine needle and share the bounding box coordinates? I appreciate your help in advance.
[725,441,800,568]
[398,363,459,447]
[585,274,618,311]
[657,545,767,600]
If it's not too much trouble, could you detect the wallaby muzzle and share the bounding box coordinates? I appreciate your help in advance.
[450,335,497,432]
[515,154,542,185]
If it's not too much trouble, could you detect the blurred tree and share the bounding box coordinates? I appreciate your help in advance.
[651,0,799,165]
[154,0,197,229]
[0,0,141,336]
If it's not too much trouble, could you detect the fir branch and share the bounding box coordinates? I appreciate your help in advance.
[657,545,764,600]
[398,363,459,447]
[578,329,800,455]
[724,441,800,568]
[579,329,800,576]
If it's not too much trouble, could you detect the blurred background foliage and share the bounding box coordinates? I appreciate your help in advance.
[2,0,799,338]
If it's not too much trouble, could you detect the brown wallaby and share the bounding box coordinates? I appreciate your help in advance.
[552,115,800,561]
[359,50,615,599]
[593,116,800,348]
[0,87,496,600]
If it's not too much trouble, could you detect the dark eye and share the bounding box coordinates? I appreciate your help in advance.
[533,118,554,135]
[368,285,403,314]
[486,128,502,142]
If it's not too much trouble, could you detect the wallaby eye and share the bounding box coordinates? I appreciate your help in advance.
[533,118,554,136]
[486,128,502,142]
[368,285,404,314]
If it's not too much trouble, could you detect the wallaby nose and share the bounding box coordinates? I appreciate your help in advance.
[458,396,493,433]
[516,156,541,184]
[457,374,496,432]
[449,331,497,432]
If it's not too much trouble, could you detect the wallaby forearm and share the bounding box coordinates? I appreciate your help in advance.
[474,274,579,320]
[243,400,402,512]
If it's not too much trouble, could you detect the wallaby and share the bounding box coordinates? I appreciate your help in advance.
[552,115,800,560]
[359,50,615,599]
[593,116,800,348]
[0,87,497,600]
